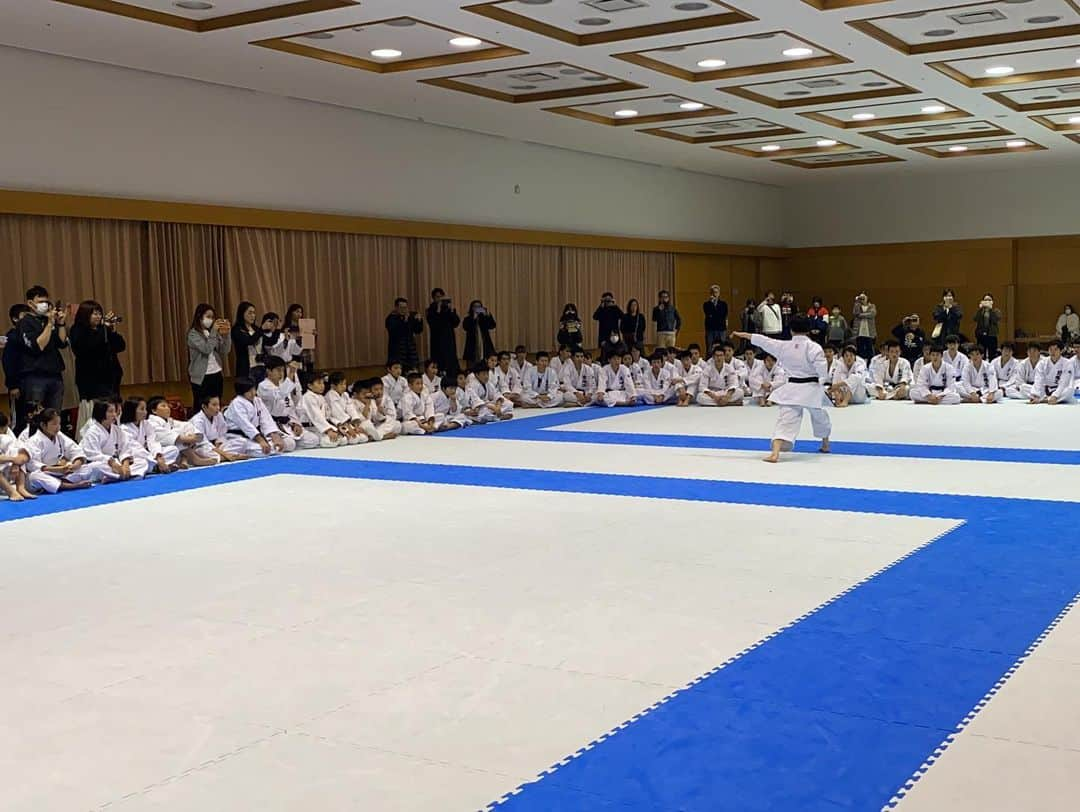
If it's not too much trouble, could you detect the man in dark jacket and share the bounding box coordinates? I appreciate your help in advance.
[892,314,926,366]
[3,304,30,433]
[425,288,461,378]
[385,297,423,371]
[703,286,728,352]
[18,285,68,413]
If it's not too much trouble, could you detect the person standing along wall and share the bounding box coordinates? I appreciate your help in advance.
[18,286,68,413]
[973,293,1002,359]
[69,300,126,439]
[652,290,682,349]
[851,292,877,361]
[426,288,461,378]
[703,286,728,351]
[386,297,423,371]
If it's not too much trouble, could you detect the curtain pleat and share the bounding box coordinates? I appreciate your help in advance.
[1,213,677,390]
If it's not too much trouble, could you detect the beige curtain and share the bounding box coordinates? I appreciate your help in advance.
[559,247,676,347]
[1,214,676,391]
[147,222,226,383]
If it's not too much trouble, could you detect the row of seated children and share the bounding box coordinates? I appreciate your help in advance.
[399,344,792,411]
[824,336,1079,406]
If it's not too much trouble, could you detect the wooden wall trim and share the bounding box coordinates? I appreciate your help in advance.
[790,237,1016,257]
[0,188,788,258]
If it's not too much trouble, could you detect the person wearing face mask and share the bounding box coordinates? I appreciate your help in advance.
[187,303,232,410]
[557,304,584,352]
[1056,304,1079,345]
[69,300,126,440]
[17,285,68,414]
[593,293,623,355]
[973,293,1002,359]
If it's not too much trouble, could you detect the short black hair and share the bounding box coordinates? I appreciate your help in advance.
[883,339,900,349]
[264,356,286,371]
[200,394,220,409]
[678,350,692,360]
[235,377,256,397]
[91,399,112,423]
[0,411,8,428]
[514,345,527,354]
[536,351,550,361]
[386,360,402,370]
[9,304,30,324]
[1048,339,1064,350]
[37,408,61,429]
[472,362,489,375]
[1027,342,1042,352]
[120,398,143,424]
[825,342,841,352]
[261,312,279,324]
[25,285,49,301]
[328,371,346,386]
[147,396,168,415]
[431,288,445,298]
[1000,341,1015,352]
[687,343,701,352]
[406,372,423,383]
[424,358,437,369]
[441,379,457,391]
[945,334,960,345]
[606,349,622,363]
[789,314,812,334]
[842,344,858,356]
[394,297,407,307]
[969,345,983,356]
[930,344,944,354]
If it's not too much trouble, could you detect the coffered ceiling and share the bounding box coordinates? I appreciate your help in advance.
[3,0,1080,184]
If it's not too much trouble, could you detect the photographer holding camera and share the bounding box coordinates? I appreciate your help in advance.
[973,293,1002,359]
[426,288,461,377]
[70,300,127,436]
[463,299,497,365]
[17,285,68,414]
[385,297,423,371]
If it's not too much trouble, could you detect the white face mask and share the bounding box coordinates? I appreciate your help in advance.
[35,302,51,316]
[202,317,214,329]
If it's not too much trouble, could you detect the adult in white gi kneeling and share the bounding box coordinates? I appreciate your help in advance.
[732,314,831,463]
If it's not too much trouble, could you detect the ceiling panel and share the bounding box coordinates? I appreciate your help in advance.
[775,149,903,168]
[421,62,643,103]
[544,94,729,126]
[987,81,1080,111]
[722,70,918,108]
[930,44,1080,88]
[613,31,848,82]
[911,136,1046,157]
[713,135,858,158]
[801,97,972,128]
[463,0,753,46]
[1030,111,1080,131]
[850,0,1080,56]
[640,117,803,144]
[52,0,356,32]
[253,17,524,73]
[865,119,1013,144]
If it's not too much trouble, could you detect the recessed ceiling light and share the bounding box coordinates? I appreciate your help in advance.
[816,139,838,147]
[679,101,706,110]
[984,65,1015,76]
[921,104,948,114]
[174,0,213,9]
[370,49,402,59]
[1005,139,1027,148]
[851,112,875,121]
[697,59,727,68]
[1069,115,1080,124]
[449,36,483,48]
[782,47,813,58]
[614,109,639,118]
[673,1,710,10]
[302,32,335,40]
[760,144,781,152]
[948,145,968,152]
[578,17,611,26]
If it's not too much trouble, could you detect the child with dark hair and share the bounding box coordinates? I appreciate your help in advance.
[521,351,561,408]
[257,358,315,451]
[432,379,469,430]
[120,397,179,474]
[1030,340,1075,404]
[297,373,347,448]
[223,378,275,457]
[594,351,637,408]
[189,394,245,462]
[78,399,147,480]
[325,371,364,445]
[24,408,97,493]
[467,363,512,421]
[421,360,442,397]
[400,372,439,435]
[0,411,34,501]
[381,361,409,417]
[368,378,401,439]
[146,396,217,465]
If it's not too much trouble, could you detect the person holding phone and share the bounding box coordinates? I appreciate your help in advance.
[851,291,877,361]
[187,303,232,410]
[17,286,68,413]
[463,300,497,366]
[385,297,423,371]
[69,300,126,438]
[426,288,461,378]
[973,293,1002,359]
[932,289,963,342]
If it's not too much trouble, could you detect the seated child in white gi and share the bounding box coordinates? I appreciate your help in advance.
[81,399,148,480]
[366,378,402,439]
[872,340,913,401]
[188,394,246,462]
[593,351,637,407]
[1006,344,1042,400]
[911,346,961,405]
[146,396,217,465]
[400,372,441,435]
[959,345,1001,404]
[521,351,562,409]
[698,345,743,407]
[299,373,348,448]
[749,352,787,406]
[120,397,180,474]
[559,349,596,407]
[0,411,34,500]
[828,345,869,407]
[1029,340,1074,405]
[638,351,675,405]
[24,408,99,493]
[432,378,470,430]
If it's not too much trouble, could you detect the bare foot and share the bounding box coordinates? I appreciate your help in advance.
[6,490,24,502]
[819,438,831,454]
[762,455,779,464]
[18,488,36,500]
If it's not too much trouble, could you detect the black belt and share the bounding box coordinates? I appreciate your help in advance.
[1046,386,1056,395]
[789,376,818,384]
[929,385,945,391]
[226,429,260,438]
[272,415,291,425]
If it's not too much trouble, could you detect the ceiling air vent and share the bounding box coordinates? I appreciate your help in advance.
[509,71,560,82]
[947,9,1007,25]
[798,78,844,89]
[1056,83,1080,95]
[583,0,648,12]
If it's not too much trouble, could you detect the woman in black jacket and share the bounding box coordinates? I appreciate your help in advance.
[620,298,646,351]
[932,289,963,342]
[231,301,263,382]
[385,297,423,370]
[426,288,461,377]
[462,300,497,365]
[69,299,125,432]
